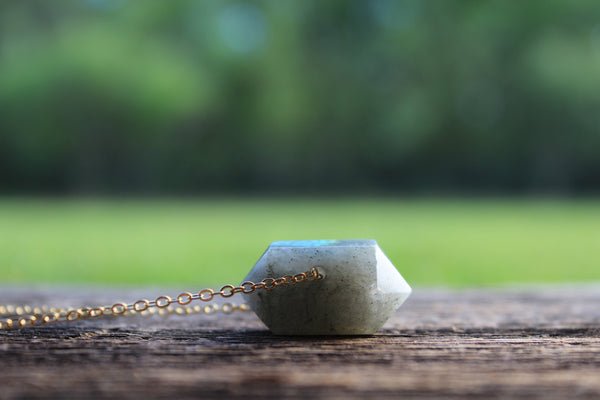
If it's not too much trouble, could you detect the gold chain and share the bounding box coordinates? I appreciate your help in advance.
[0,267,324,331]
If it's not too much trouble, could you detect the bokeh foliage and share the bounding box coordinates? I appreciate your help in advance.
[1,0,599,194]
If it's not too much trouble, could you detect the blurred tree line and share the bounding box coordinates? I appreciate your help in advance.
[0,0,599,195]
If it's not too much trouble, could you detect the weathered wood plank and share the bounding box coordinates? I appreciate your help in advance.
[1,286,599,399]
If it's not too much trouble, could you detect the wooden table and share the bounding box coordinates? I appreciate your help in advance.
[1,286,599,399]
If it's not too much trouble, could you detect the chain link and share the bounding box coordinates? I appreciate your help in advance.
[0,267,324,330]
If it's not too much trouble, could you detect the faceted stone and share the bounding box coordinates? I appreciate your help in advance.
[242,239,412,335]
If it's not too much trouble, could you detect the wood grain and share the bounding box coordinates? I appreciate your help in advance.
[1,286,599,399]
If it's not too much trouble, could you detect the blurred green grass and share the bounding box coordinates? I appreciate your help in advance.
[0,198,598,287]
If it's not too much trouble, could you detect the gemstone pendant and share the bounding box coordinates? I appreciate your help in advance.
[242,240,412,335]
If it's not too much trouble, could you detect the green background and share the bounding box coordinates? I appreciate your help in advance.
[1,2,599,287]
[2,199,598,286]
[1,1,600,195]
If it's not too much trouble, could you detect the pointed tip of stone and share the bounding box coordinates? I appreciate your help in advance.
[375,245,412,298]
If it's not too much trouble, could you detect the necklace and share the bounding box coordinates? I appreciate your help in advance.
[0,239,412,335]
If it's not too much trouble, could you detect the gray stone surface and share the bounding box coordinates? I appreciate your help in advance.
[241,239,412,335]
